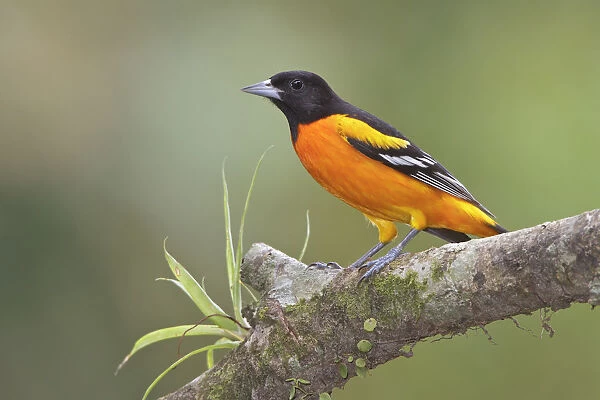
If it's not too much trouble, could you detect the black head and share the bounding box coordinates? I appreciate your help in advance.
[241,71,343,126]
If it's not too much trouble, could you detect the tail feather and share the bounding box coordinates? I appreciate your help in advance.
[490,222,508,234]
[425,222,508,244]
[424,227,471,243]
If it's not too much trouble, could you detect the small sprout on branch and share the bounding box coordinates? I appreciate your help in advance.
[338,363,348,379]
[286,378,312,399]
[357,339,373,353]
[363,318,377,332]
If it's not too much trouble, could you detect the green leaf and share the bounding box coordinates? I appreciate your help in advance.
[357,339,373,353]
[319,393,332,400]
[206,346,214,370]
[363,318,377,332]
[289,386,296,400]
[233,146,272,324]
[222,160,237,315]
[298,210,310,262]
[142,342,238,400]
[164,242,238,331]
[206,337,238,369]
[338,363,348,379]
[115,325,239,375]
[297,378,310,384]
[355,358,366,368]
[241,281,258,302]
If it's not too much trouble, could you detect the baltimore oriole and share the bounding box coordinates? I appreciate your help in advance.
[242,70,506,281]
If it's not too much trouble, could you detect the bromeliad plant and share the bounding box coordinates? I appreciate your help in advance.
[115,148,291,400]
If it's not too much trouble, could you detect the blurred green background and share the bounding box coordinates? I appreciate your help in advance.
[1,1,599,399]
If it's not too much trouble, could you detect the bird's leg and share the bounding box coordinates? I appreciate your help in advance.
[359,229,420,282]
[347,242,387,269]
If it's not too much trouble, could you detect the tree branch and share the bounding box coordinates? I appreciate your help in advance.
[159,210,600,400]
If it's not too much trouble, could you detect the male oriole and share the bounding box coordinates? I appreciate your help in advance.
[242,71,506,281]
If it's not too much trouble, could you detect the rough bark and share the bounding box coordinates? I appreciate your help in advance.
[159,209,600,400]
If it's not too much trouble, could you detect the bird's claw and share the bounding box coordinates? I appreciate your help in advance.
[358,252,403,282]
[356,261,373,272]
[307,261,343,270]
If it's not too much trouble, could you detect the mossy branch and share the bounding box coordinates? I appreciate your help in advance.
[159,209,600,400]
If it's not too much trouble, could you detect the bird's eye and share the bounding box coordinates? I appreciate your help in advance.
[290,79,304,90]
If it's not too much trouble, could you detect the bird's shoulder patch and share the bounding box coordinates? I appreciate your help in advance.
[334,114,410,150]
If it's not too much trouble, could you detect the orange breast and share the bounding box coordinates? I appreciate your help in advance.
[293,115,498,237]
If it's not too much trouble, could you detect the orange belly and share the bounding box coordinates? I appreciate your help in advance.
[294,115,498,238]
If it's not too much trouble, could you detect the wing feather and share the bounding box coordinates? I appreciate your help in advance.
[339,116,493,217]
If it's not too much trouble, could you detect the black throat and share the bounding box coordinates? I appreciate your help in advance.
[271,99,300,143]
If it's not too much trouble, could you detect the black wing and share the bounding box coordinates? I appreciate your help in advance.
[329,102,494,218]
[345,134,494,218]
